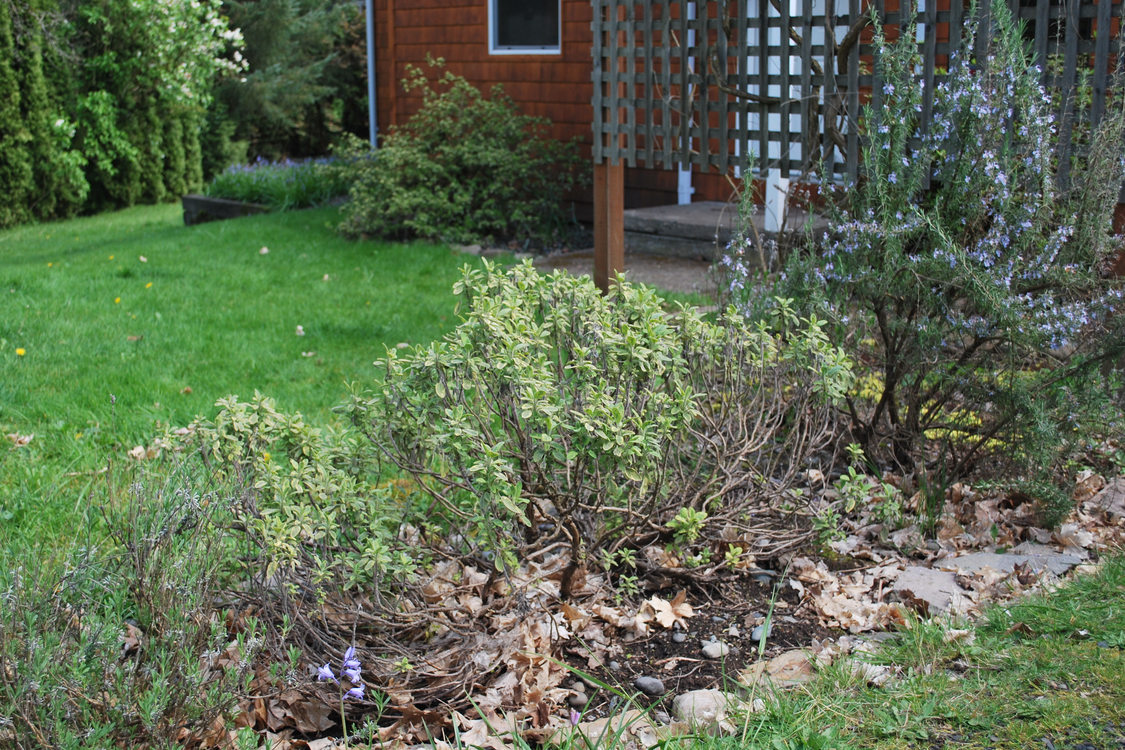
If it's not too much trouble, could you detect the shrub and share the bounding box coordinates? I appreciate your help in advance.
[348,261,852,588]
[0,467,259,748]
[194,393,417,592]
[722,3,1125,516]
[337,60,585,246]
[203,156,349,211]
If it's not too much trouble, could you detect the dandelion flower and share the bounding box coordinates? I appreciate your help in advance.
[109,255,114,260]
[262,451,271,462]
[15,348,25,356]
[145,282,153,289]
[114,297,121,304]
[47,262,53,267]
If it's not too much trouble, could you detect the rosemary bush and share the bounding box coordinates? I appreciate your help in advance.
[723,4,1125,518]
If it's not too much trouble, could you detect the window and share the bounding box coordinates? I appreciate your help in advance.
[490,0,561,55]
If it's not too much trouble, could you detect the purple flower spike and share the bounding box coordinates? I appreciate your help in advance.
[345,683,365,700]
[317,663,336,682]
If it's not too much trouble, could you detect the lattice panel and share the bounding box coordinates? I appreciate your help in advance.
[592,0,1124,184]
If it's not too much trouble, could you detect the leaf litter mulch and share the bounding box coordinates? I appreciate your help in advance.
[189,472,1125,750]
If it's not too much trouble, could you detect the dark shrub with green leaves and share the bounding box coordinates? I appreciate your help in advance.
[337,61,585,246]
[722,4,1125,522]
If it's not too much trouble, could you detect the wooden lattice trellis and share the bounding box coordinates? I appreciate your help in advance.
[591,0,1124,185]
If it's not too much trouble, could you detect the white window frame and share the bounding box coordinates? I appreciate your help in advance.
[488,0,562,55]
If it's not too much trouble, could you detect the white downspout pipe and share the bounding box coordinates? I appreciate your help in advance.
[677,1,695,205]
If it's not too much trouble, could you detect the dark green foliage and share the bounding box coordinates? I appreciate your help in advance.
[163,114,187,199]
[337,62,586,246]
[0,1,32,228]
[206,0,367,168]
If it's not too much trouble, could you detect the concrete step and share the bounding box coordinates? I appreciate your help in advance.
[623,201,826,261]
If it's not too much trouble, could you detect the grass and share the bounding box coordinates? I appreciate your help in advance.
[0,204,485,546]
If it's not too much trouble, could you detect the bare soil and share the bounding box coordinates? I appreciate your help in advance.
[559,571,835,716]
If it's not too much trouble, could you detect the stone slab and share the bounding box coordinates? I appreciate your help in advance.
[936,548,1083,577]
[891,566,973,614]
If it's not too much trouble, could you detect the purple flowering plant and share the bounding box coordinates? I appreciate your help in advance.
[317,645,366,738]
[723,0,1125,516]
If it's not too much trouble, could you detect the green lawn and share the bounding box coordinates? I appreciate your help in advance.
[0,204,482,545]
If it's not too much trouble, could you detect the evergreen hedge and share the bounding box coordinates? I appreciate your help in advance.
[0,0,238,228]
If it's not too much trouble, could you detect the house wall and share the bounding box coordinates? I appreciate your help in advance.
[371,0,736,213]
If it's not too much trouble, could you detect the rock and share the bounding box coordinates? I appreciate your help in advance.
[701,641,731,659]
[750,570,776,585]
[609,661,621,671]
[569,679,587,693]
[938,547,1083,577]
[739,649,817,689]
[750,623,772,642]
[671,631,687,644]
[481,246,512,259]
[514,251,535,260]
[567,691,589,709]
[670,689,761,735]
[456,244,482,255]
[653,710,671,725]
[892,566,973,614]
[633,675,666,696]
[555,709,659,750]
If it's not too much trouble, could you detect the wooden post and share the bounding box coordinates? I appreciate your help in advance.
[593,160,625,293]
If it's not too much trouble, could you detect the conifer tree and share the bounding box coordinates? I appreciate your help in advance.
[0,1,32,227]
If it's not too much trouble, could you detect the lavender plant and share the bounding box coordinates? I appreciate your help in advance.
[725,3,1125,515]
[203,156,348,211]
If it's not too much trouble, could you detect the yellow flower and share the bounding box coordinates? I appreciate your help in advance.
[75,432,83,439]
[47,262,53,267]
[145,282,153,289]
[15,348,25,356]
[262,451,272,462]
[114,297,121,304]
[108,255,114,260]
